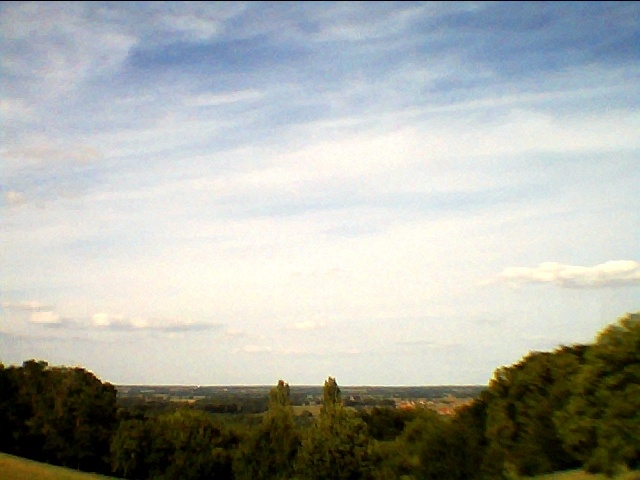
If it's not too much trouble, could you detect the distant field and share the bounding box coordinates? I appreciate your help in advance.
[531,469,639,480]
[0,453,119,480]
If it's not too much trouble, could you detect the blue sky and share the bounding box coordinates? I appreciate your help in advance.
[1,1,639,385]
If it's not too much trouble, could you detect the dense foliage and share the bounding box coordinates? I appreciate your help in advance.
[0,360,117,473]
[1,312,638,479]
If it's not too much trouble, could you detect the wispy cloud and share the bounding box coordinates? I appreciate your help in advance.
[0,97,35,121]
[91,313,221,333]
[0,2,136,97]
[2,300,53,311]
[3,191,27,207]
[396,340,462,350]
[289,321,327,331]
[238,345,273,354]
[223,328,250,338]
[3,144,102,167]
[493,261,640,288]
[91,313,147,330]
[183,89,265,107]
[29,311,61,325]
[2,2,639,384]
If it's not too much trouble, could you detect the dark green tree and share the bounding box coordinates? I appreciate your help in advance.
[556,313,640,474]
[110,417,158,479]
[235,380,300,480]
[43,366,118,471]
[0,363,23,453]
[112,408,239,480]
[452,391,494,480]
[358,407,417,441]
[416,416,480,480]
[296,377,377,480]
[484,346,586,476]
[390,409,443,478]
[0,360,117,473]
[322,376,341,413]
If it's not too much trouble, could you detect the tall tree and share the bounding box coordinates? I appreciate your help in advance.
[235,380,300,480]
[322,377,341,413]
[296,377,377,480]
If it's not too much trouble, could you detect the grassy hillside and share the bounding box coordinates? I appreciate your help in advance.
[1,451,638,480]
[531,468,639,480]
[0,453,119,480]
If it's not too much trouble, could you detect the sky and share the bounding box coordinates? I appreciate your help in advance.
[1,1,639,386]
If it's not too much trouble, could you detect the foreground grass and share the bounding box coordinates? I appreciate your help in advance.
[531,468,639,480]
[1,451,637,480]
[0,453,119,480]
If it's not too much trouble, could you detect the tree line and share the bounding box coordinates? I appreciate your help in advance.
[0,312,638,479]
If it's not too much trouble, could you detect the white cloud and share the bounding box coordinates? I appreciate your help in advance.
[2,300,50,311]
[291,320,326,331]
[495,260,640,288]
[317,4,426,42]
[184,90,264,107]
[92,313,108,326]
[279,346,311,355]
[3,191,27,206]
[157,2,248,41]
[240,345,273,353]
[3,144,103,167]
[92,312,119,327]
[0,144,104,206]
[91,313,151,330]
[341,348,361,355]
[0,98,34,121]
[224,328,249,338]
[182,105,640,210]
[29,311,61,324]
[397,340,462,349]
[130,317,150,329]
[91,312,219,333]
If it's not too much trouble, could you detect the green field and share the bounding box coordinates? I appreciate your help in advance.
[0,453,119,480]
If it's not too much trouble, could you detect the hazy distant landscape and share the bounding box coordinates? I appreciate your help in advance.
[116,384,484,415]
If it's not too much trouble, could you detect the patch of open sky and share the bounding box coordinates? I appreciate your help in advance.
[94,147,637,228]
[374,187,547,218]
[2,1,638,385]
[322,222,387,239]
[3,166,104,205]
[127,35,309,73]
[204,182,549,222]
[526,150,640,175]
[50,232,138,262]
[423,2,640,72]
[441,1,627,35]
